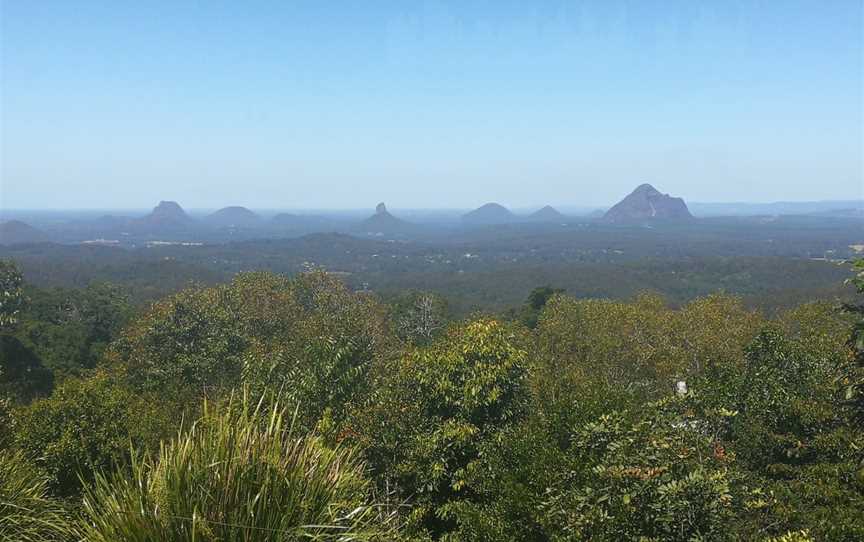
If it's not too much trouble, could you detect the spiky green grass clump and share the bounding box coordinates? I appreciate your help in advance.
[0,450,70,542]
[76,393,400,541]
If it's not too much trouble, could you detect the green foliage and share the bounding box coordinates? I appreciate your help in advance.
[1,258,862,541]
[240,272,392,433]
[435,416,564,541]
[542,406,737,541]
[243,335,375,437]
[763,531,814,542]
[0,450,70,542]
[690,328,864,539]
[519,285,564,329]
[3,223,858,315]
[0,259,26,331]
[111,278,255,391]
[847,259,864,347]
[536,292,763,395]
[0,260,38,404]
[12,373,181,497]
[353,318,529,537]
[716,330,848,469]
[113,271,391,435]
[0,335,53,403]
[450,398,742,542]
[0,397,13,450]
[842,259,864,423]
[76,392,402,542]
[778,301,854,362]
[14,283,131,379]
[453,290,864,541]
[1,281,132,404]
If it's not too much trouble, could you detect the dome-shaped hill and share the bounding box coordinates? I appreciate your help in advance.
[527,205,567,222]
[462,203,516,225]
[205,206,260,227]
[138,201,194,229]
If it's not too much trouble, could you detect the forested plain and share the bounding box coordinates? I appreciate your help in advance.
[0,216,859,313]
[1,219,864,541]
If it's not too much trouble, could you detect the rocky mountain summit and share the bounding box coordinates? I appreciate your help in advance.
[359,202,413,234]
[603,184,692,223]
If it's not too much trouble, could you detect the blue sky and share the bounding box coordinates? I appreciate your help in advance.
[1,1,862,209]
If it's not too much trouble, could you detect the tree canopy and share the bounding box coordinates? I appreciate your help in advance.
[1,263,862,541]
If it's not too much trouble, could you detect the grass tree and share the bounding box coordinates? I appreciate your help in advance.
[75,391,403,541]
[0,450,70,542]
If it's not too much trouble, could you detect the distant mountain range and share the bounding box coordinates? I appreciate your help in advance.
[1,189,860,246]
[603,184,692,223]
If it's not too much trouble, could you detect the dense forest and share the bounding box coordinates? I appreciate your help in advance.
[1,214,859,315]
[1,256,863,541]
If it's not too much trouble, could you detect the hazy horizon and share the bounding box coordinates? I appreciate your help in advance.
[2,1,862,209]
[2,193,864,216]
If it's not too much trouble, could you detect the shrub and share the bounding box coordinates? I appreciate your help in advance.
[75,392,402,541]
[0,450,70,542]
[13,373,182,497]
